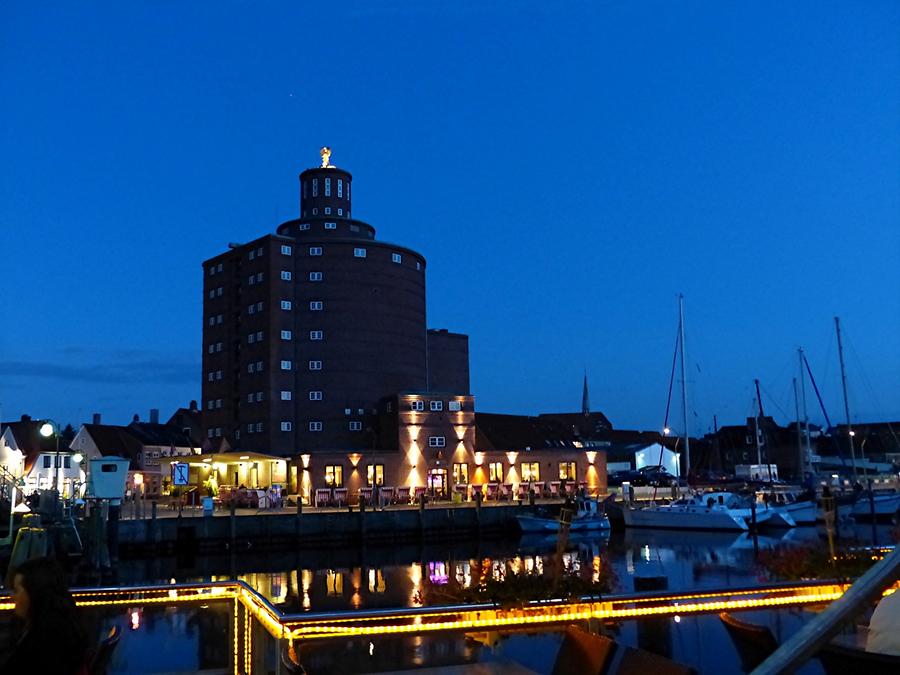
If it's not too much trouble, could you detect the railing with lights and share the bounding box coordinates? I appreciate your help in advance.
[1,574,897,672]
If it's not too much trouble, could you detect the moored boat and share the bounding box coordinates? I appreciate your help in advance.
[622,492,760,531]
[516,497,611,534]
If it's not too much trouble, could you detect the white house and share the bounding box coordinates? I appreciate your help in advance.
[0,417,84,496]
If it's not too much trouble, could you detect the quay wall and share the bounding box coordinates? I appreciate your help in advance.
[116,503,542,556]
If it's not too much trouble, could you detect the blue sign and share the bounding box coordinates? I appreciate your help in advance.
[173,462,190,486]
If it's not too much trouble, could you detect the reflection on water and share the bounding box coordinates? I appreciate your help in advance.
[111,522,890,613]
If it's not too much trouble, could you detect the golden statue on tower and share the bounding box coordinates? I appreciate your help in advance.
[320,146,333,168]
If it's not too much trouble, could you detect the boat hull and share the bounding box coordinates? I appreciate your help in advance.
[850,493,900,519]
[516,514,610,534]
[622,506,749,531]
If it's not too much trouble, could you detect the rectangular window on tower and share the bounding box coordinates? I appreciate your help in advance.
[338,179,343,198]
[325,178,331,196]
[312,178,318,197]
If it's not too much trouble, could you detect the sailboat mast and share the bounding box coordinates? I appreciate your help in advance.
[798,347,812,473]
[834,317,858,481]
[678,294,690,480]
[793,377,804,479]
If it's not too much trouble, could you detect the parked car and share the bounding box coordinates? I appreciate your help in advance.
[609,466,677,487]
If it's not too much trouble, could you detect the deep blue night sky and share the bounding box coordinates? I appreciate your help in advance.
[2,1,898,435]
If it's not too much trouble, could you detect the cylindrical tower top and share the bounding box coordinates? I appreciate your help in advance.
[299,147,353,220]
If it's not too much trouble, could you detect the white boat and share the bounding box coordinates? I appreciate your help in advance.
[516,497,611,534]
[755,490,814,525]
[622,492,759,532]
[850,492,900,519]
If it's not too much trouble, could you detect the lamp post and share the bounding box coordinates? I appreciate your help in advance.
[39,420,61,493]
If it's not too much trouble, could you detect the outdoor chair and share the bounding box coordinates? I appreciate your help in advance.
[89,625,121,675]
[486,483,499,500]
[614,645,697,674]
[380,486,395,504]
[314,488,330,508]
[817,643,900,675]
[358,487,373,506]
[500,483,513,500]
[551,625,618,675]
[396,486,411,504]
[534,481,545,497]
[550,481,561,498]
[719,611,778,671]
[413,486,427,503]
[334,488,348,506]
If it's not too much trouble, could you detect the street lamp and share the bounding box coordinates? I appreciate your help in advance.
[40,420,62,495]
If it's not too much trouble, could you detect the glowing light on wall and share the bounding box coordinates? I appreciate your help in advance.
[348,453,362,468]
[585,451,597,465]
[506,452,518,464]
[474,452,485,466]
[301,454,311,469]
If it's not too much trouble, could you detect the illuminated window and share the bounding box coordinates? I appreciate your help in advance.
[325,178,331,196]
[392,253,402,264]
[309,301,323,310]
[281,421,292,431]
[217,263,223,272]
[281,270,292,281]
[324,207,331,215]
[324,464,342,486]
[281,244,292,255]
[354,248,367,258]
[430,401,443,411]
[337,179,343,198]
[281,390,292,400]
[449,401,461,411]
[349,421,362,431]
[488,462,503,482]
[309,246,322,256]
[281,300,292,310]
[309,271,323,281]
[312,208,318,215]
[309,330,323,340]
[280,360,292,370]
[337,208,343,215]
[366,464,384,486]
[453,463,469,484]
[521,462,540,482]
[255,422,263,432]
[309,360,322,371]
[312,178,318,197]
[309,390,323,400]
[310,421,323,432]
[429,436,445,448]
[281,330,292,340]
[324,221,336,229]
[411,400,425,412]
[559,462,577,481]
[299,223,309,230]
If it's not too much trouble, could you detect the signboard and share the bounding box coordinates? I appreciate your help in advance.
[172,462,190,486]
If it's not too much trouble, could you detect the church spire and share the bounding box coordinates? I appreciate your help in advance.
[582,371,590,416]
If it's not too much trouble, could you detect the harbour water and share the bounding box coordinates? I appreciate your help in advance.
[60,521,890,674]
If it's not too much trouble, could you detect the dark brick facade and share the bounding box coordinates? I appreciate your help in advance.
[201,157,431,457]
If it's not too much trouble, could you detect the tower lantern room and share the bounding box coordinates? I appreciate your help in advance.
[299,146,353,220]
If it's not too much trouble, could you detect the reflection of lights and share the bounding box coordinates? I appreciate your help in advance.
[593,556,602,584]
[326,570,343,597]
[369,641,374,656]
[130,609,141,630]
[455,562,472,588]
[409,563,423,605]
[428,561,449,585]
[302,569,313,610]
[674,615,681,623]
[642,545,651,562]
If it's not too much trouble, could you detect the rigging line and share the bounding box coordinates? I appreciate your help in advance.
[759,381,791,422]
[803,352,845,464]
[657,324,681,470]
[844,331,900,449]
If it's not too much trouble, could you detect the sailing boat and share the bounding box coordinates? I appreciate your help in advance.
[622,296,766,531]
